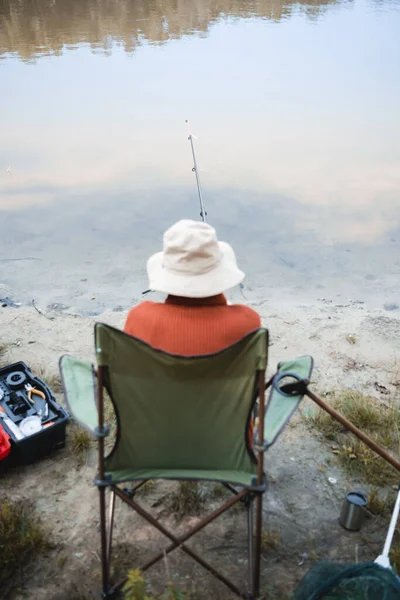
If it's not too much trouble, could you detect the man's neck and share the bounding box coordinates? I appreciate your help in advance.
[165,294,227,306]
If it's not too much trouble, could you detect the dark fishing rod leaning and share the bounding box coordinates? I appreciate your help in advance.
[186,119,207,223]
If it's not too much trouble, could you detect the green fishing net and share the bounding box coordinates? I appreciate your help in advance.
[293,561,400,600]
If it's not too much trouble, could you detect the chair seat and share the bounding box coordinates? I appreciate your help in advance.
[106,467,257,487]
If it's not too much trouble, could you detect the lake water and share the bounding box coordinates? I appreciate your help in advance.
[1,0,399,314]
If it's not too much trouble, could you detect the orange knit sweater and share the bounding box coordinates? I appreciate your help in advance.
[124,294,261,355]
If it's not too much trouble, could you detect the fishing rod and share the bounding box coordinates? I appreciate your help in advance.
[142,121,207,296]
[185,119,207,222]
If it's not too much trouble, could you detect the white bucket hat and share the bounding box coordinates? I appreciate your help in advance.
[147,220,245,298]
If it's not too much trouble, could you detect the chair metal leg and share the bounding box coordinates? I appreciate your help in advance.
[107,490,116,565]
[247,495,255,598]
[252,368,266,599]
[97,366,109,595]
[99,486,109,595]
[253,492,263,598]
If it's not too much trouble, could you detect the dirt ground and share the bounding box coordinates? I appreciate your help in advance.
[1,299,399,599]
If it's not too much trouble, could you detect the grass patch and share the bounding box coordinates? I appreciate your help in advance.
[123,569,199,600]
[34,365,63,394]
[261,529,280,552]
[68,422,92,465]
[390,542,400,573]
[44,372,63,394]
[167,482,204,519]
[138,480,157,495]
[65,390,116,459]
[306,390,400,485]
[209,483,231,500]
[367,488,396,517]
[0,497,49,587]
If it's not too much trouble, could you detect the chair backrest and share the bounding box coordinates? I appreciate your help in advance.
[94,324,268,478]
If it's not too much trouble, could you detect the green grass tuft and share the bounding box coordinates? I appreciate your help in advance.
[0,498,49,586]
[167,482,204,519]
[390,543,400,573]
[123,569,199,600]
[209,483,231,500]
[367,488,396,517]
[306,390,400,485]
[68,422,92,465]
[261,529,280,552]
[44,372,63,394]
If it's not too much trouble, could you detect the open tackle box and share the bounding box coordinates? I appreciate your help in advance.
[0,361,68,465]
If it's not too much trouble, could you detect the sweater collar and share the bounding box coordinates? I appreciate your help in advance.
[166,294,227,306]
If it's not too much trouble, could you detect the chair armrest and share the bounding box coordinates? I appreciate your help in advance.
[254,355,313,450]
[59,355,98,435]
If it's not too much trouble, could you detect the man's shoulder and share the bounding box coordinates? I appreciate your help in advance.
[127,300,160,314]
[228,303,262,327]
[125,301,164,330]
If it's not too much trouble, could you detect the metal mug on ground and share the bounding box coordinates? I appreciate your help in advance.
[339,491,368,531]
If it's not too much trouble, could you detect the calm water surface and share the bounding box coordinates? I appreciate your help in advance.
[1,0,399,313]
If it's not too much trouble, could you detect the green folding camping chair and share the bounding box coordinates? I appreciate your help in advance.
[59,323,313,599]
